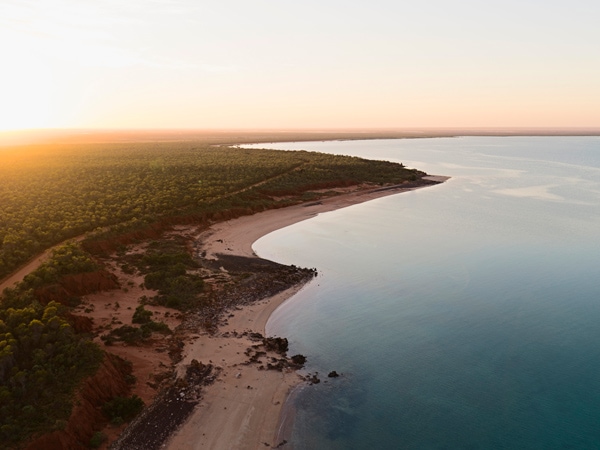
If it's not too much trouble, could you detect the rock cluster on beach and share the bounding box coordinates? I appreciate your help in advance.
[110,359,218,450]
[240,331,308,372]
[104,239,317,448]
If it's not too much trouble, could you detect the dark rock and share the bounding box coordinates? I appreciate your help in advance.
[290,354,306,367]
[309,374,320,385]
[248,332,264,341]
[263,337,288,354]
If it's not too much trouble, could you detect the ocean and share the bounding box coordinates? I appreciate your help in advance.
[244,137,600,449]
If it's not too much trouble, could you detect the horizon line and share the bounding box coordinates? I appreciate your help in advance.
[2,127,600,147]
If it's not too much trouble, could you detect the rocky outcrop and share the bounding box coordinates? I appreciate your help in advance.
[25,353,131,450]
[263,336,289,355]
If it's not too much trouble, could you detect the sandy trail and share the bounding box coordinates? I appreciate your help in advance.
[0,234,89,293]
[0,251,53,293]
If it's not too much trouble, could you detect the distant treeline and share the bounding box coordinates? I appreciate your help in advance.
[0,142,423,279]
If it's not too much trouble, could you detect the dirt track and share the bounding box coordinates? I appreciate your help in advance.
[0,235,88,293]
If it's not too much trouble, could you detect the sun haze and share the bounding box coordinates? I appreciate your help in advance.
[1,0,599,131]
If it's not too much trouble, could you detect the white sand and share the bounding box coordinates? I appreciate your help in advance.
[167,177,448,450]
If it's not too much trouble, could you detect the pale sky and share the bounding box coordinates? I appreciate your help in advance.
[1,0,599,131]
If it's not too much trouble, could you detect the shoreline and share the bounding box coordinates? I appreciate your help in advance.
[166,176,449,449]
[196,176,448,262]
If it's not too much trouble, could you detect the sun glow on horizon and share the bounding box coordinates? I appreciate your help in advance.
[1,0,599,132]
[0,46,55,131]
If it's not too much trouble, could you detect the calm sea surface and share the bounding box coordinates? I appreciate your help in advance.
[244,137,600,449]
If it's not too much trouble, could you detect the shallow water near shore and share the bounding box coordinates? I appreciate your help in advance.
[247,137,600,449]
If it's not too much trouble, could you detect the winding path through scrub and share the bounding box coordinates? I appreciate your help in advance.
[0,235,87,293]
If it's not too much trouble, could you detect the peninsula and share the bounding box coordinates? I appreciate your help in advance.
[0,132,447,449]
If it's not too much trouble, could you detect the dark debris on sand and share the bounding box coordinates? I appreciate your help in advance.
[112,254,315,449]
[110,360,218,450]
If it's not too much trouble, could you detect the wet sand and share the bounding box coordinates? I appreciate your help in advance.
[166,176,448,450]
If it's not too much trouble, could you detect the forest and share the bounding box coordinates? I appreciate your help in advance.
[0,141,426,447]
[0,142,422,279]
[0,244,105,446]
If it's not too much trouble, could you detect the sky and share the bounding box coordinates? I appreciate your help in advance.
[1,0,599,131]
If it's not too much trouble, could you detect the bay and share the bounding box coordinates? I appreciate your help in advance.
[245,137,600,449]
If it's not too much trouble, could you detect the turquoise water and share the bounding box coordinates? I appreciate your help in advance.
[247,137,600,449]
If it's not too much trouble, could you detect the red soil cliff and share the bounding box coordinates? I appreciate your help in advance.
[24,353,131,450]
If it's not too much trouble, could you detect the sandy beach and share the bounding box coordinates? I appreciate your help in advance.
[197,176,448,262]
[166,176,448,450]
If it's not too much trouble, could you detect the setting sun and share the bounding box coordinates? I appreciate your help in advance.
[0,48,55,130]
[1,1,599,131]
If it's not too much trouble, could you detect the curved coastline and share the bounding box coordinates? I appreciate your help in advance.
[166,176,448,449]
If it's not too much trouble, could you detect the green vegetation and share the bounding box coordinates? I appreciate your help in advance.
[0,300,102,443]
[134,239,205,310]
[102,395,144,425]
[132,305,153,324]
[2,244,99,309]
[101,321,171,346]
[0,247,104,445]
[89,431,107,448]
[0,140,425,447]
[0,142,423,279]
